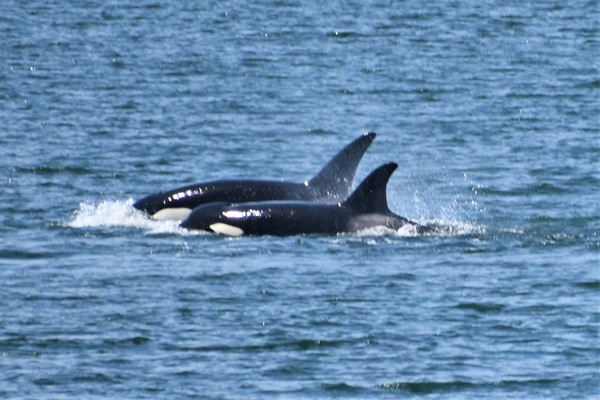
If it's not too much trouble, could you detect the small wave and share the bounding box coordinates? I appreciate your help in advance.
[378,380,474,393]
[68,199,191,235]
[456,302,505,313]
[14,165,93,176]
[378,378,561,393]
[422,217,488,237]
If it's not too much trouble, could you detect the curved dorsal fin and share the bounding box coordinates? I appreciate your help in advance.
[307,132,376,200]
[343,163,397,214]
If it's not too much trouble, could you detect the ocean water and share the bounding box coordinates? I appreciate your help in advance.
[1,0,599,398]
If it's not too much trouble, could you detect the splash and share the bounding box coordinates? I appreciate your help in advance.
[353,224,420,237]
[386,170,489,237]
[348,219,486,238]
[421,217,488,236]
[68,199,192,235]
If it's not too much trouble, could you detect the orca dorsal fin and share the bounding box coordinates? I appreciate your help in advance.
[343,162,398,214]
[307,132,376,200]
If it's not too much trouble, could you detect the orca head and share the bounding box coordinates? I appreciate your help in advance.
[180,202,239,233]
[132,193,162,215]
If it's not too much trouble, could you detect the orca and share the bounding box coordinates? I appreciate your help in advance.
[133,132,376,220]
[180,163,430,236]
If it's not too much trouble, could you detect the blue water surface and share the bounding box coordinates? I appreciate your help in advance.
[1,1,598,399]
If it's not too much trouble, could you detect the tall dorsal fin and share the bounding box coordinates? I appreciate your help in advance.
[343,163,398,214]
[307,132,376,200]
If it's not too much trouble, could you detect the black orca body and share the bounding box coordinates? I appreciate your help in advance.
[133,133,376,220]
[180,163,429,236]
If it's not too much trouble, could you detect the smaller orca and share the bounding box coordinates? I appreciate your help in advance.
[180,163,429,236]
[133,133,376,220]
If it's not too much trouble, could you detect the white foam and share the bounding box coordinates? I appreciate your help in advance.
[421,217,487,236]
[349,219,486,238]
[68,199,191,235]
[353,225,417,237]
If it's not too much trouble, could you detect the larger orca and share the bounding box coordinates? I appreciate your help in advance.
[180,163,430,236]
[133,132,376,220]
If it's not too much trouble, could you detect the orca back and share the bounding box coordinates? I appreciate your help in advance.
[134,132,376,217]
